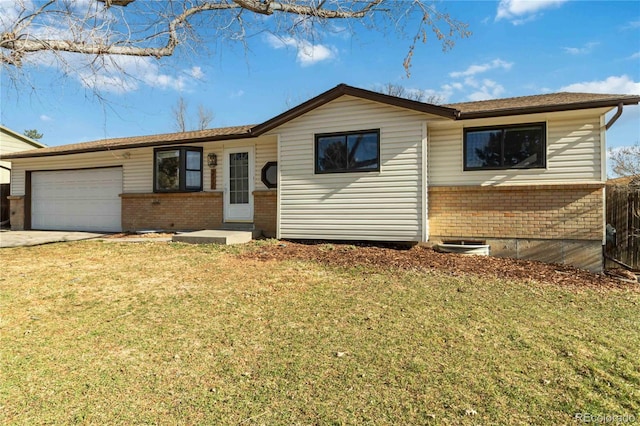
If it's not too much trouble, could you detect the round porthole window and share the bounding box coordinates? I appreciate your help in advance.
[261,161,277,189]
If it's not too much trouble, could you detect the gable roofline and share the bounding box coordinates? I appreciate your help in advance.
[2,85,639,160]
[251,83,459,135]
[0,125,47,149]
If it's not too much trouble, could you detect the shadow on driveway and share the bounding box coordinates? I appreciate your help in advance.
[0,230,106,248]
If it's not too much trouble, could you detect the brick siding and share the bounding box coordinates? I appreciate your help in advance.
[121,192,223,232]
[253,190,277,238]
[428,184,604,241]
[7,196,24,231]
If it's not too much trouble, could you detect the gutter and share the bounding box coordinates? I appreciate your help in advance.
[605,103,624,130]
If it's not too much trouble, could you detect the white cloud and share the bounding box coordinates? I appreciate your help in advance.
[449,59,513,78]
[628,52,640,60]
[187,66,204,79]
[265,34,336,66]
[621,20,640,30]
[25,51,203,94]
[468,79,506,101]
[563,42,600,55]
[229,89,245,99]
[39,114,53,122]
[439,59,513,101]
[560,75,640,95]
[496,0,568,24]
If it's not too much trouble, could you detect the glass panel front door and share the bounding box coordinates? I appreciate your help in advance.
[224,147,254,222]
[229,152,249,205]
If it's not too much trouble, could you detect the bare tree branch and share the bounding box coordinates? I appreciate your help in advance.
[197,105,214,130]
[0,0,470,90]
[172,96,188,132]
[172,97,214,131]
[610,143,640,178]
[375,83,444,104]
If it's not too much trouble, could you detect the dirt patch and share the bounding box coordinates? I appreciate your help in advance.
[241,241,638,291]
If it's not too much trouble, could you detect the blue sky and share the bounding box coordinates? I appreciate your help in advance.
[1,0,639,160]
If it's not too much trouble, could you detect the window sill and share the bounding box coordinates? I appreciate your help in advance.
[120,192,223,198]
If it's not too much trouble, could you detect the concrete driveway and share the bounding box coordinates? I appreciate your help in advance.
[0,230,105,248]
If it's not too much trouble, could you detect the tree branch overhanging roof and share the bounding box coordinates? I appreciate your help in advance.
[2,84,639,160]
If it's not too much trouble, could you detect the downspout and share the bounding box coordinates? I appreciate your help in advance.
[605,103,624,130]
[602,102,625,265]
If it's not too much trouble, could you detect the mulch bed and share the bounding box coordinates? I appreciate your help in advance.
[240,240,639,291]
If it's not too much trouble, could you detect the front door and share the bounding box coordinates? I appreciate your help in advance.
[223,147,254,222]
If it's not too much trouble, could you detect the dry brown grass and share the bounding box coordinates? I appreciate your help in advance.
[1,240,638,425]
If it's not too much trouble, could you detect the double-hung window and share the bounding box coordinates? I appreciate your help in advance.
[154,147,203,192]
[464,123,546,170]
[315,129,380,174]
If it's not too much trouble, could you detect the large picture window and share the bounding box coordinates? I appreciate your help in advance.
[464,123,546,170]
[315,130,380,174]
[154,147,203,192]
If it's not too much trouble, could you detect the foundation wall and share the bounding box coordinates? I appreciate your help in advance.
[428,184,604,271]
[253,190,277,238]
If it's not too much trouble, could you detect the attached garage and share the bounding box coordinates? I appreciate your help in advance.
[31,167,123,232]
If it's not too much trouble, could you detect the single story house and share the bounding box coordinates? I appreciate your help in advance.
[2,84,639,271]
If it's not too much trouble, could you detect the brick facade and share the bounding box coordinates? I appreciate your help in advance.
[428,184,604,241]
[7,195,24,231]
[428,184,605,271]
[253,190,277,238]
[121,192,223,232]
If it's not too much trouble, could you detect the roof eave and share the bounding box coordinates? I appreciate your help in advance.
[457,97,640,120]
[0,131,253,160]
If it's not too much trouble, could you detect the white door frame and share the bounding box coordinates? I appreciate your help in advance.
[223,146,254,222]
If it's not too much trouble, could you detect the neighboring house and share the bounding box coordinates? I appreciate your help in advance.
[0,125,46,184]
[0,126,46,224]
[2,84,639,271]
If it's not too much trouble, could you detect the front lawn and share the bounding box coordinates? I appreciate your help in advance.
[1,241,638,425]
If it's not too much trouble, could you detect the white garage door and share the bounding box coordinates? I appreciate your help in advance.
[32,167,123,232]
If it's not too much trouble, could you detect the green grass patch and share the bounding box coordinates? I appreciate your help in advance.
[1,241,638,425]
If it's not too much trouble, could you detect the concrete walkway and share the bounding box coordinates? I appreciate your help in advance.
[0,230,105,248]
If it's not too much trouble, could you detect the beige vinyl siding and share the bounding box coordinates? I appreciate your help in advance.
[0,131,43,154]
[273,95,436,242]
[202,135,276,192]
[428,109,606,186]
[10,149,148,196]
[254,136,277,190]
[1,130,44,184]
[10,136,277,196]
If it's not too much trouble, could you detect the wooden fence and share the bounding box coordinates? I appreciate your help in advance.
[606,184,640,269]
